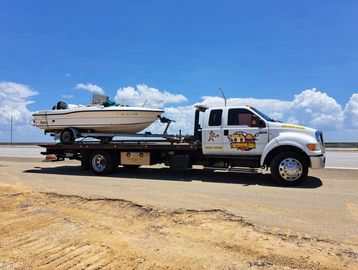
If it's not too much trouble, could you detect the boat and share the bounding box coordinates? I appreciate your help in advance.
[32,94,164,143]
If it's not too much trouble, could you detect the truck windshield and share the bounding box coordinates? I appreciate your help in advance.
[250,107,279,122]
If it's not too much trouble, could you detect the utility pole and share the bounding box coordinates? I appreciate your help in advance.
[10,115,13,143]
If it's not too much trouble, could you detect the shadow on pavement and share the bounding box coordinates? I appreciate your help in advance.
[24,165,323,189]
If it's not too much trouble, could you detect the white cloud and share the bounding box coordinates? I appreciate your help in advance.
[288,89,344,130]
[65,73,71,77]
[114,84,187,107]
[197,96,291,121]
[61,94,74,99]
[344,93,358,129]
[75,83,105,94]
[0,81,49,142]
[0,81,38,124]
[146,105,196,135]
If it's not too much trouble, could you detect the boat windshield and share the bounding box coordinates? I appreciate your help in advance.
[102,100,129,107]
[250,107,279,122]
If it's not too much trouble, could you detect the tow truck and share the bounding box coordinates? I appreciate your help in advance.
[41,105,326,186]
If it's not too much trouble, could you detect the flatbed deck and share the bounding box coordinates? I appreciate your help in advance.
[40,140,200,153]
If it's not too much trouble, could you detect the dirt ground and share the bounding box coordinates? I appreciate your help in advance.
[0,185,357,270]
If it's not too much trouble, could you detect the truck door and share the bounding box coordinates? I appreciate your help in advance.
[202,108,223,155]
[222,108,269,156]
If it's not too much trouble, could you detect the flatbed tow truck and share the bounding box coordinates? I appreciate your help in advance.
[40,105,326,186]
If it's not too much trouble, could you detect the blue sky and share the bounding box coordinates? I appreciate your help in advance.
[0,1,358,141]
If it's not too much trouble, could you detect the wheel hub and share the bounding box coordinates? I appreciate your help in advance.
[279,158,302,181]
[92,154,106,172]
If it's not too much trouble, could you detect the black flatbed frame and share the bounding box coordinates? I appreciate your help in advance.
[40,140,200,154]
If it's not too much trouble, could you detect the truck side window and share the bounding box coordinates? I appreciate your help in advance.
[208,109,222,126]
[228,109,253,126]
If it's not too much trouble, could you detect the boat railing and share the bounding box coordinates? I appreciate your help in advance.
[116,99,164,107]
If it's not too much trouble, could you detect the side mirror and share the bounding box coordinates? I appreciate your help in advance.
[258,119,266,128]
[251,115,266,128]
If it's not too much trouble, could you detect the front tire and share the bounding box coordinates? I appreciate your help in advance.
[270,152,308,186]
[90,151,115,175]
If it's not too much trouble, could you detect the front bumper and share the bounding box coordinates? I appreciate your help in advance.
[310,155,326,169]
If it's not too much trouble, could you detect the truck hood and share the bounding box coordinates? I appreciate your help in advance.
[268,121,317,136]
[267,121,325,155]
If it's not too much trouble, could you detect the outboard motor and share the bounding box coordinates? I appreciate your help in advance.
[56,101,68,110]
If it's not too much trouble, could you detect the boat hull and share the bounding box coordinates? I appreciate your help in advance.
[32,108,163,134]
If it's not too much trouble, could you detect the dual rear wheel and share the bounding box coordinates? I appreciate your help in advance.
[90,151,115,175]
[86,150,141,175]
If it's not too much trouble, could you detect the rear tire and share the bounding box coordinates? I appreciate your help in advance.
[90,151,115,175]
[270,151,308,186]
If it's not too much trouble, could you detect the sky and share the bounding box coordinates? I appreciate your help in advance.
[0,0,357,141]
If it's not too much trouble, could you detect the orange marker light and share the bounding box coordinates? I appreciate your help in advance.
[307,144,317,151]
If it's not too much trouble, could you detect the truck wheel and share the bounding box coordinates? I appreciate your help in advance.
[270,152,308,186]
[60,128,77,144]
[90,151,115,175]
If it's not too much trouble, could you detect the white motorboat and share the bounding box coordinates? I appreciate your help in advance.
[32,95,164,143]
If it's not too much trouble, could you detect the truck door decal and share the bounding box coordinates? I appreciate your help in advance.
[208,130,219,142]
[226,131,258,151]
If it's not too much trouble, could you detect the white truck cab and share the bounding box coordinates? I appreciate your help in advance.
[200,105,325,185]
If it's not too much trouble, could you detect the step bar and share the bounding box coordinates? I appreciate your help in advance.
[204,167,260,174]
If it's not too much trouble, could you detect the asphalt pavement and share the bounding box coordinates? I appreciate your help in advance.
[323,150,358,169]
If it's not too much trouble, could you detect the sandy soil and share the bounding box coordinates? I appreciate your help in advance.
[0,185,357,270]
